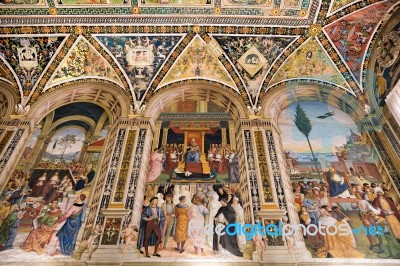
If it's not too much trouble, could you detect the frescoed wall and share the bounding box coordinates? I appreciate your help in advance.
[278,101,400,259]
[0,122,102,259]
[147,121,235,184]
[139,182,245,258]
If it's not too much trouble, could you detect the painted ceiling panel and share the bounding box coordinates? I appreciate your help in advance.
[269,37,351,92]
[96,34,183,101]
[157,35,237,92]
[48,36,123,90]
[0,36,65,97]
[328,0,360,15]
[324,0,397,85]
[213,35,295,99]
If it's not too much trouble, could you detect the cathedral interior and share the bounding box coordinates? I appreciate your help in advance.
[0,0,400,265]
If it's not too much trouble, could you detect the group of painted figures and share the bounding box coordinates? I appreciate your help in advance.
[147,139,240,183]
[0,161,96,257]
[136,184,245,257]
[293,168,400,258]
[0,193,87,256]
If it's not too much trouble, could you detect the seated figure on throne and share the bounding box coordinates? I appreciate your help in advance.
[326,168,352,198]
[185,138,200,163]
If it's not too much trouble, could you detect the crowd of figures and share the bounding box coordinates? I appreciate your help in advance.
[292,168,400,259]
[0,192,88,256]
[0,161,96,257]
[135,184,245,258]
[147,141,240,183]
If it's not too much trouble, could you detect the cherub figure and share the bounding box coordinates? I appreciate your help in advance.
[120,222,138,254]
[253,233,266,256]
[87,224,102,255]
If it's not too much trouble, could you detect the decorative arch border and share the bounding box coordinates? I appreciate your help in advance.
[261,81,365,124]
[0,81,20,118]
[27,81,130,125]
[144,79,248,122]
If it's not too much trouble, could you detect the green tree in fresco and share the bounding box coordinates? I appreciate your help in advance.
[58,134,77,160]
[293,104,321,180]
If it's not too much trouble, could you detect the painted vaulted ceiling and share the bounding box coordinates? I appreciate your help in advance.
[0,0,399,112]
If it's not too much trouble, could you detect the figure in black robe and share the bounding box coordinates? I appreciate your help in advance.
[212,198,243,257]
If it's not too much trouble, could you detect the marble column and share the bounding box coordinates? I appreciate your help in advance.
[85,118,136,261]
[239,117,310,263]
[88,117,153,261]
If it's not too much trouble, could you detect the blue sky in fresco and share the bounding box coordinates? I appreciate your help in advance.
[278,101,358,153]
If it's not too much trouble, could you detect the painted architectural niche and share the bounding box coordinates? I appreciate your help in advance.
[279,101,400,259]
[0,102,108,259]
[141,100,246,259]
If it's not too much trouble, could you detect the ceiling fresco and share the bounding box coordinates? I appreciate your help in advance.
[96,34,184,101]
[48,36,123,90]
[213,35,296,99]
[0,0,398,110]
[158,35,238,92]
[327,0,360,15]
[324,0,398,86]
[269,37,351,93]
[0,36,66,99]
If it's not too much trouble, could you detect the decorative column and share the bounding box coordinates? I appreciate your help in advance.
[87,117,152,261]
[221,127,227,147]
[229,121,236,150]
[239,116,310,263]
[77,138,91,163]
[366,130,400,204]
[152,120,162,150]
[260,121,310,263]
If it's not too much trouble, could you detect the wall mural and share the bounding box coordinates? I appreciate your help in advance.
[0,36,65,97]
[0,126,100,260]
[158,36,237,91]
[279,101,400,259]
[147,123,238,184]
[139,182,245,258]
[324,0,397,85]
[269,37,350,90]
[40,127,84,164]
[96,35,183,100]
[213,35,294,97]
[49,37,123,89]
[14,128,41,171]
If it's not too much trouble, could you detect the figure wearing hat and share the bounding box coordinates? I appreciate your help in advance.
[372,187,400,240]
[137,196,166,257]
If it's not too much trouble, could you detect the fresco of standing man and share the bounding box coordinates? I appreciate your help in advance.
[137,196,165,258]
